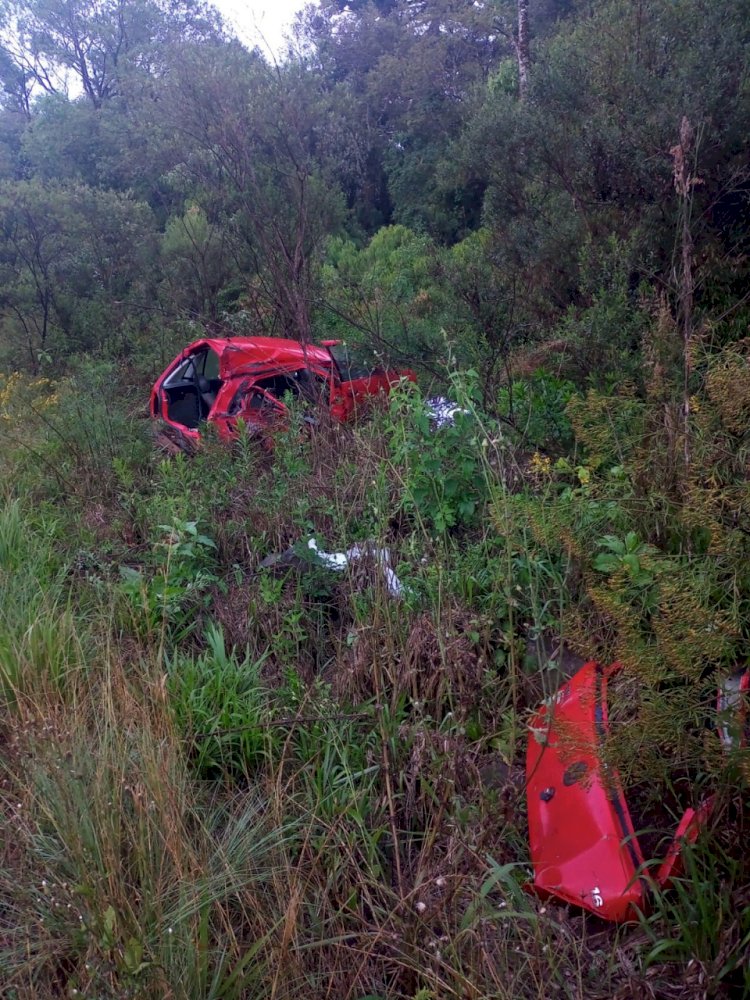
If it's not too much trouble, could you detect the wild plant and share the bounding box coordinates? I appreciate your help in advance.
[167,623,274,778]
[119,518,218,642]
[640,825,750,996]
[0,497,86,702]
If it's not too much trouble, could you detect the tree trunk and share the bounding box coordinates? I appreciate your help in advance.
[517,0,530,101]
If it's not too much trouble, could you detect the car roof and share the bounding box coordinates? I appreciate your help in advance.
[187,336,333,374]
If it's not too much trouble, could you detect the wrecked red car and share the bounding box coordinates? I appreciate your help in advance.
[150,336,415,444]
[525,661,735,922]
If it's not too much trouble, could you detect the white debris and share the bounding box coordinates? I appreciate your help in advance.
[307,538,406,598]
[425,396,469,429]
[307,537,348,570]
[348,543,406,599]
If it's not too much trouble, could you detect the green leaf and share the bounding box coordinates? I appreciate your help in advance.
[123,936,143,974]
[119,565,142,583]
[100,905,116,949]
[593,553,621,573]
[621,553,641,575]
[624,531,640,552]
[598,535,626,554]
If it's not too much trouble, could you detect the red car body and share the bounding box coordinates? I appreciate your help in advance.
[150,336,415,443]
[526,661,713,922]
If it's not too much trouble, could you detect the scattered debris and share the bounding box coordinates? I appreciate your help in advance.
[717,669,750,750]
[260,537,407,599]
[425,396,469,429]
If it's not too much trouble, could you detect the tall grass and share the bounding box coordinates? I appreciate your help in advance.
[0,651,295,998]
[0,371,748,998]
[0,498,87,702]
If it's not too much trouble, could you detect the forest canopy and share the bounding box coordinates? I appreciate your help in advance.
[0,0,747,395]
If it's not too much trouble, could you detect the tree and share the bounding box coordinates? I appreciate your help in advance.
[160,43,344,340]
[441,228,531,407]
[301,0,504,241]
[0,0,224,107]
[0,179,155,367]
[517,0,530,99]
[160,204,237,323]
[458,0,750,348]
[319,225,462,379]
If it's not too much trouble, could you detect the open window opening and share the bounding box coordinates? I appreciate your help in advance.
[325,343,380,381]
[162,348,222,429]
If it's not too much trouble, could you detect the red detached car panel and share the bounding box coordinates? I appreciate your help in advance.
[526,662,646,921]
[526,661,712,922]
[150,336,414,442]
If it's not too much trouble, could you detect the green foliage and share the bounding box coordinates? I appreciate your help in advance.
[0,179,156,367]
[497,371,576,449]
[0,325,748,998]
[287,696,384,832]
[592,532,657,588]
[566,387,645,471]
[440,228,531,405]
[548,236,651,386]
[0,674,291,999]
[167,624,272,778]
[0,497,85,700]
[642,834,750,994]
[119,518,217,641]
[386,379,488,533]
[160,203,236,321]
[319,226,454,372]
[0,0,749,995]
[5,0,223,111]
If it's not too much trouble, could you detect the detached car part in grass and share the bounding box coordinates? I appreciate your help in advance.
[150,336,415,444]
[525,661,748,922]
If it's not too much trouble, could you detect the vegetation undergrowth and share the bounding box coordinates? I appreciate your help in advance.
[1,338,748,998]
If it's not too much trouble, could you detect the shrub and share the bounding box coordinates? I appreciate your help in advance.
[386,380,490,534]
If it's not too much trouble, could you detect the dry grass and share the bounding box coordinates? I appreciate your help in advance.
[1,375,748,999]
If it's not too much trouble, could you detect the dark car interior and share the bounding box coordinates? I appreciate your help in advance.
[161,349,333,431]
[254,369,326,403]
[162,349,222,428]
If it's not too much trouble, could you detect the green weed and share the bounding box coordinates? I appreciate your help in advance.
[168,623,273,778]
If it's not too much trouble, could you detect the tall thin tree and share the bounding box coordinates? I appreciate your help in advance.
[517,0,530,100]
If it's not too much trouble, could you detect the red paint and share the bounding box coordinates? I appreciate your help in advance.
[150,336,415,441]
[525,661,722,922]
[655,797,715,888]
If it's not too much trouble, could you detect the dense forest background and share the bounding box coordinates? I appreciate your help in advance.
[0,0,747,392]
[1,2,749,998]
